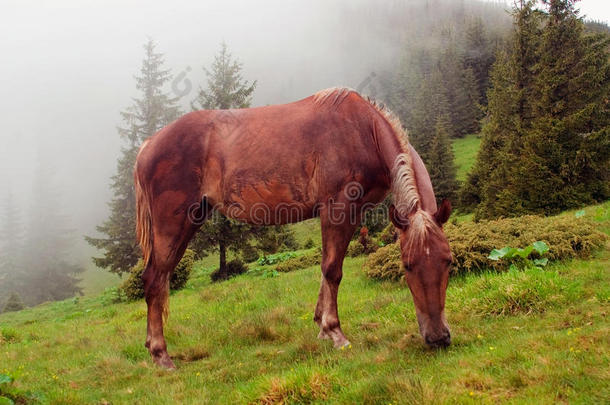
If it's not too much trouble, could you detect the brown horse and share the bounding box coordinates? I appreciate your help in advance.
[134,87,452,369]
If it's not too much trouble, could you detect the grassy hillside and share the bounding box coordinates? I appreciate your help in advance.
[1,203,609,404]
[452,134,481,182]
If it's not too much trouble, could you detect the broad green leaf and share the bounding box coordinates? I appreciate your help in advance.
[533,258,548,267]
[0,396,14,405]
[0,374,12,385]
[488,247,508,260]
[575,210,585,218]
[488,249,503,260]
[515,245,534,258]
[532,241,549,255]
[502,247,519,259]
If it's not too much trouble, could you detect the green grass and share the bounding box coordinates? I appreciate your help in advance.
[1,222,609,403]
[452,133,481,182]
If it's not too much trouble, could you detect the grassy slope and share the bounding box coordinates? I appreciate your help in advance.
[1,203,609,404]
[452,134,481,182]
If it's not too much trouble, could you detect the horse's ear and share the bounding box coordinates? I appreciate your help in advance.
[389,204,409,231]
[434,199,452,226]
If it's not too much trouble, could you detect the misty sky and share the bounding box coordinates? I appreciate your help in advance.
[1,0,608,268]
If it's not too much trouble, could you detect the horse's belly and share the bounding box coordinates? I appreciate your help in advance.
[220,179,316,225]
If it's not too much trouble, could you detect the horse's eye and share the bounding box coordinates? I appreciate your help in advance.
[404,264,412,272]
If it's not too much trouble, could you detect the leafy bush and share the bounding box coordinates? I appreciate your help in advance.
[275,250,322,273]
[303,238,315,249]
[347,227,379,257]
[241,245,260,263]
[447,215,606,273]
[0,373,38,404]
[121,249,195,300]
[378,224,398,246]
[210,259,248,282]
[364,214,607,281]
[363,244,403,281]
[257,252,298,266]
[100,287,127,305]
[172,249,195,290]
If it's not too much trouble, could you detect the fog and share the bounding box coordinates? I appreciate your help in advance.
[0,0,606,281]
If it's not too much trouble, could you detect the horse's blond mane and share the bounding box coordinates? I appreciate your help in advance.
[313,87,439,255]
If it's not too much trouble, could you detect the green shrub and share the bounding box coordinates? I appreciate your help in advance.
[447,215,606,273]
[303,238,315,249]
[347,240,365,257]
[257,252,298,266]
[276,250,322,272]
[347,227,379,257]
[210,259,248,282]
[364,214,607,281]
[378,224,397,246]
[121,249,195,300]
[100,287,127,305]
[241,245,260,263]
[172,249,195,290]
[363,243,403,281]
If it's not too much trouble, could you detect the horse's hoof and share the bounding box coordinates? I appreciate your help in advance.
[334,339,352,350]
[153,352,176,370]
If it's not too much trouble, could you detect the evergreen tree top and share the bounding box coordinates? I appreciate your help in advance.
[192,42,256,110]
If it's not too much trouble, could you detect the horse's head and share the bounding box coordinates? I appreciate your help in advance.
[390,199,452,348]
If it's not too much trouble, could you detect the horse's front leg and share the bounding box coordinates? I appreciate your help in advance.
[314,217,356,348]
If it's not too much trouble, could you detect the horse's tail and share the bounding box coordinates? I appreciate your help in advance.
[135,160,153,268]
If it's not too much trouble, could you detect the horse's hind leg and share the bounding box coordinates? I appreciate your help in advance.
[142,193,201,369]
[314,215,356,348]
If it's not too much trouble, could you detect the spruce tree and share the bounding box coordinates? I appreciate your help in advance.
[463,0,609,218]
[438,45,481,137]
[464,17,496,105]
[427,115,459,203]
[190,43,274,278]
[408,71,459,204]
[461,0,544,217]
[522,0,610,213]
[86,39,182,276]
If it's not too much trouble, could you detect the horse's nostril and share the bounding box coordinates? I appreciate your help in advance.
[425,332,451,348]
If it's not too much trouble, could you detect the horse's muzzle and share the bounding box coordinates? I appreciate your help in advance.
[425,330,451,348]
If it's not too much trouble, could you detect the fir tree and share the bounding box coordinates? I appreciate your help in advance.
[438,45,481,137]
[522,0,610,212]
[464,17,496,104]
[189,43,270,279]
[462,0,544,217]
[408,72,459,204]
[86,39,181,276]
[192,42,256,110]
[427,115,459,203]
[462,0,609,218]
